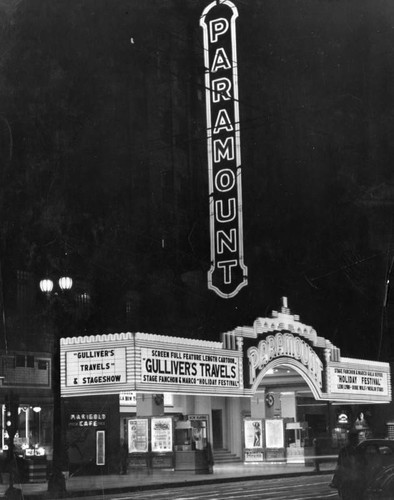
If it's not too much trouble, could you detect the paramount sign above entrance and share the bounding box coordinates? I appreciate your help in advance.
[201,0,248,299]
[247,332,324,391]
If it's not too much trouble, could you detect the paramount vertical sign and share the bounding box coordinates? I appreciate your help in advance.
[201,0,248,299]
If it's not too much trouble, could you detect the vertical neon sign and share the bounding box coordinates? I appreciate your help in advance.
[201,0,248,299]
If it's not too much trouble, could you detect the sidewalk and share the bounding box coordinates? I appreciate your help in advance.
[0,460,336,499]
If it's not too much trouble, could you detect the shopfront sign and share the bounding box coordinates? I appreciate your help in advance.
[67,413,107,428]
[65,347,126,386]
[247,332,323,388]
[140,347,240,388]
[200,0,248,299]
[120,392,137,405]
[328,366,390,397]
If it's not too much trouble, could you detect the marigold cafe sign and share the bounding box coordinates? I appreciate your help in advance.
[66,348,126,386]
[68,413,107,428]
[201,0,248,299]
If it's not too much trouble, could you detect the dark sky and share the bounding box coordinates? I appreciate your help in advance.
[1,0,394,361]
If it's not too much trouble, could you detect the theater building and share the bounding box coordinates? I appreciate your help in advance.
[61,299,391,475]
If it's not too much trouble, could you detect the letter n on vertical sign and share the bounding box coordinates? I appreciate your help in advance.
[201,1,248,299]
[96,430,105,466]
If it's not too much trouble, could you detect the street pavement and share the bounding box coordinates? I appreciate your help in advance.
[66,474,339,500]
[0,460,336,499]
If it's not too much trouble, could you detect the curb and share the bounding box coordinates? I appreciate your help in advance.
[18,468,335,499]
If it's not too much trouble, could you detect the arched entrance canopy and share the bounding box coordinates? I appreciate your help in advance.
[249,357,323,400]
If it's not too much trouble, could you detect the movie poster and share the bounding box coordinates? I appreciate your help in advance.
[151,417,173,453]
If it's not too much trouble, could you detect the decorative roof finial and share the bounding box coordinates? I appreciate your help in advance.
[281,296,291,315]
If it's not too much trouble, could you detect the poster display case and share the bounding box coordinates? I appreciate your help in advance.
[127,418,149,468]
[151,417,172,453]
[243,418,264,462]
[128,419,149,453]
[128,417,174,469]
[265,418,285,461]
[151,417,173,468]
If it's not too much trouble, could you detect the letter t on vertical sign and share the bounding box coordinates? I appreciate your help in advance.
[201,1,248,299]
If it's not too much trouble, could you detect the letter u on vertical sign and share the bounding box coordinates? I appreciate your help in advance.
[201,0,248,299]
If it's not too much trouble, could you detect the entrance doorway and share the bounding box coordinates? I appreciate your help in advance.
[211,409,223,449]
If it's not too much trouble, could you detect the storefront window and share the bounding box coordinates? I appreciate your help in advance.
[1,404,48,456]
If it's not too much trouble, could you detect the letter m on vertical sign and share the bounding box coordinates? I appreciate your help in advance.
[201,0,248,299]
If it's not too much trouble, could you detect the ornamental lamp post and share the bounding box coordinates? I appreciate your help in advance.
[40,274,73,498]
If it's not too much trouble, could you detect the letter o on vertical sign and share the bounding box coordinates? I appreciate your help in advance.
[201,1,248,299]
[215,168,235,192]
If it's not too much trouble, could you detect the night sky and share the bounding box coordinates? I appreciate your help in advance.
[1,0,394,361]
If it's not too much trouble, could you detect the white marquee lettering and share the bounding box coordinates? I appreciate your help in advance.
[215,198,236,223]
[276,333,284,355]
[209,18,229,43]
[268,336,275,360]
[247,333,323,389]
[215,168,235,192]
[201,1,248,299]
[211,47,231,72]
[217,260,237,284]
[213,137,235,163]
[295,337,302,359]
[217,229,237,254]
[212,78,232,103]
[213,109,233,134]
[304,344,310,362]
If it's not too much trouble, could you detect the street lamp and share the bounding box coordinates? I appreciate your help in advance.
[40,276,73,294]
[40,274,73,498]
[39,279,54,294]
[58,277,73,292]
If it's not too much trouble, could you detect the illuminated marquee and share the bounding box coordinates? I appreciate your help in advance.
[65,348,126,386]
[140,347,240,388]
[247,332,323,388]
[201,0,248,299]
[328,366,389,397]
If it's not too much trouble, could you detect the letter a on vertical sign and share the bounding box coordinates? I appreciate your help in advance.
[201,1,248,299]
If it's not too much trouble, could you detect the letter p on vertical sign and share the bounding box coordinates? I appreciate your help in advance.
[209,18,229,43]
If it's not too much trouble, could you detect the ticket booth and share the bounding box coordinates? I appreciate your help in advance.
[174,415,211,473]
[285,421,314,465]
